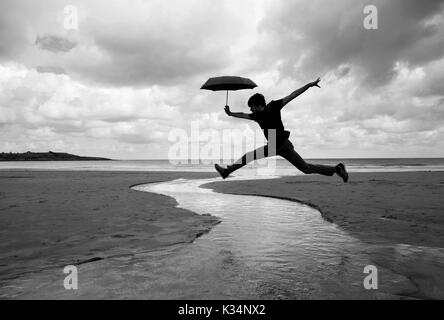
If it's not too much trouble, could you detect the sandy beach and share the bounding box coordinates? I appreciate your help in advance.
[0,170,443,299]
[0,171,219,284]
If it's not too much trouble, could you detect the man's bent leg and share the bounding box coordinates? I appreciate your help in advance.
[278,141,336,176]
[227,145,272,175]
[215,145,273,178]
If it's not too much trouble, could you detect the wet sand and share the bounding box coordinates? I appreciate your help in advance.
[1,170,443,299]
[204,171,444,248]
[0,171,219,283]
[204,171,444,299]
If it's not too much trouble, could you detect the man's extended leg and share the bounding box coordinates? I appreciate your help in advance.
[277,140,347,180]
[215,145,273,179]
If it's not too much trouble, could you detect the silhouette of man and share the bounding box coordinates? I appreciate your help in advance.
[215,78,349,182]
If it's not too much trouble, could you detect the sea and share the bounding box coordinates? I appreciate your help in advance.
[1,158,443,176]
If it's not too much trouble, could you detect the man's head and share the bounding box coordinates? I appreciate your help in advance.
[248,93,266,113]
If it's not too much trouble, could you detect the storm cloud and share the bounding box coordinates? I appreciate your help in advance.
[36,65,67,75]
[35,35,77,53]
[257,0,444,86]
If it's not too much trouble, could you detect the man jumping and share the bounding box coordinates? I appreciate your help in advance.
[214,77,349,182]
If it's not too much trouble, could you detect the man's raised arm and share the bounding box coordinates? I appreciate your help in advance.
[224,105,251,120]
[281,77,321,107]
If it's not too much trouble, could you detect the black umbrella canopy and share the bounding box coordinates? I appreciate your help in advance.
[201,76,257,105]
[201,76,257,91]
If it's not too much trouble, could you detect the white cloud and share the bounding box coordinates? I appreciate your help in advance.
[0,0,443,158]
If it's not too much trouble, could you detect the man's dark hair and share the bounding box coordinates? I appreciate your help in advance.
[248,93,266,107]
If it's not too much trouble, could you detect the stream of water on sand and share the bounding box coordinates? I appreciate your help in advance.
[2,177,443,299]
[127,177,431,299]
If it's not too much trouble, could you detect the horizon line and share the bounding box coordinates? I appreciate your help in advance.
[110,157,444,161]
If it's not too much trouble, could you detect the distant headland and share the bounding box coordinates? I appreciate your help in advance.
[0,151,111,161]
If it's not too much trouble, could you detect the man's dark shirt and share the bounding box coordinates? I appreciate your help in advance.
[249,99,290,145]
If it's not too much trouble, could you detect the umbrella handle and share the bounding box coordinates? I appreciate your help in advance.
[225,90,229,106]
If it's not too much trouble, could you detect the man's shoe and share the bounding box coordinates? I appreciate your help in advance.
[215,164,229,179]
[336,163,349,183]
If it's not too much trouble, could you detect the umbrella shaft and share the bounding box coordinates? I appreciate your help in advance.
[226,90,228,106]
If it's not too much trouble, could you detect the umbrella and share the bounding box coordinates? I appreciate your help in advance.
[201,76,257,106]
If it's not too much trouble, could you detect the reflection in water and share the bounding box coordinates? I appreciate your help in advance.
[1,177,443,299]
[128,178,441,299]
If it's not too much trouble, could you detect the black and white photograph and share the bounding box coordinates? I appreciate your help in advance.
[1,0,444,307]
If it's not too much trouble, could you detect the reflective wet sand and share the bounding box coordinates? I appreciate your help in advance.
[2,177,443,299]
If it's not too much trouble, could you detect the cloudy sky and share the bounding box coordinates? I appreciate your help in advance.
[1,0,444,159]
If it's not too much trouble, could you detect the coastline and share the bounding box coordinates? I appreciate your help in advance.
[1,170,443,299]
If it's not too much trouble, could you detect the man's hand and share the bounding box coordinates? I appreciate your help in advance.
[225,107,251,120]
[309,77,321,88]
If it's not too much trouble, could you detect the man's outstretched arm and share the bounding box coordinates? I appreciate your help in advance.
[281,77,321,107]
[224,105,251,120]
